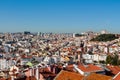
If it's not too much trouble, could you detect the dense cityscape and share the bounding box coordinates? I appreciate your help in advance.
[1,0,120,80]
[0,30,119,80]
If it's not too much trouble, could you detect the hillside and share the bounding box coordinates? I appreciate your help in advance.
[91,34,118,42]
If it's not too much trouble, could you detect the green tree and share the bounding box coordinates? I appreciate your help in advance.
[106,55,113,65]
[117,60,120,65]
[75,33,84,37]
[106,54,120,66]
[91,34,118,42]
[88,51,93,55]
[112,54,119,65]
[99,61,105,64]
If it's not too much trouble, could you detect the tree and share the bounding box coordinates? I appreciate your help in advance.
[91,34,118,42]
[106,54,120,66]
[99,61,105,64]
[117,60,120,65]
[88,51,93,55]
[106,55,113,65]
[75,33,84,37]
[112,54,119,65]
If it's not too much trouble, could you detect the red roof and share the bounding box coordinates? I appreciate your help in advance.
[113,72,120,80]
[26,76,36,80]
[78,64,103,72]
[0,78,6,80]
[39,67,50,73]
[21,55,32,58]
[54,70,84,80]
[107,66,120,75]
[85,73,112,80]
[39,67,56,78]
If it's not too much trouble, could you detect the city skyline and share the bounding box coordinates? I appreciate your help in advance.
[0,0,120,33]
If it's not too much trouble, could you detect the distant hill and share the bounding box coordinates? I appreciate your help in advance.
[90,34,118,42]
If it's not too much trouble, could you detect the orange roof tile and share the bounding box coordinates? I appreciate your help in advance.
[39,67,56,78]
[113,72,120,80]
[78,64,103,72]
[85,73,112,80]
[107,66,120,75]
[54,70,84,80]
[0,78,6,80]
[26,76,36,80]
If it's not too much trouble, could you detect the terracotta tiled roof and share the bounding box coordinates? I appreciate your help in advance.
[21,55,32,59]
[78,64,103,72]
[6,76,27,80]
[85,73,112,80]
[107,66,120,75]
[54,70,84,80]
[41,72,56,78]
[39,67,50,73]
[25,76,36,80]
[39,67,56,78]
[0,78,6,80]
[113,72,120,80]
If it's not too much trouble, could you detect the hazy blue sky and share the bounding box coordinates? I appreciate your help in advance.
[0,0,120,33]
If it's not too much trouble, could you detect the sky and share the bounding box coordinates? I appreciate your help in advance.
[0,0,120,33]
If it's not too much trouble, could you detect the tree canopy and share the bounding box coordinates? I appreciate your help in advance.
[75,33,85,37]
[106,54,120,66]
[91,34,118,42]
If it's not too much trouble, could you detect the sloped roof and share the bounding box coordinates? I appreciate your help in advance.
[106,66,120,75]
[84,73,112,80]
[0,78,5,80]
[39,67,56,78]
[113,71,120,80]
[25,76,36,80]
[78,64,103,72]
[54,70,84,80]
